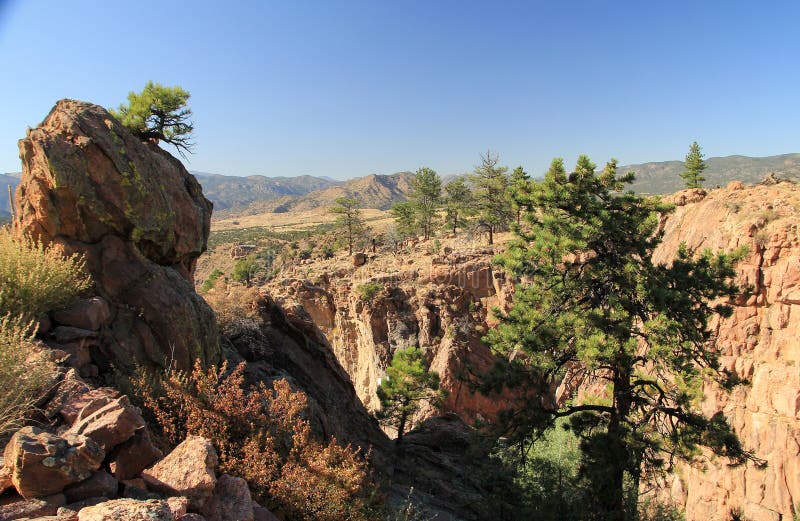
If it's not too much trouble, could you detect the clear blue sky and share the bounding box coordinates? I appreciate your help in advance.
[0,0,798,179]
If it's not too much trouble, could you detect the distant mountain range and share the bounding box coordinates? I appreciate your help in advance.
[620,153,800,194]
[4,154,799,220]
[190,172,340,211]
[213,172,414,218]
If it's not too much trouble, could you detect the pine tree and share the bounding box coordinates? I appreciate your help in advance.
[443,177,472,234]
[680,141,707,189]
[376,347,445,445]
[408,167,442,241]
[469,151,512,245]
[390,202,417,240]
[329,196,367,255]
[508,166,532,226]
[110,81,194,156]
[485,155,753,520]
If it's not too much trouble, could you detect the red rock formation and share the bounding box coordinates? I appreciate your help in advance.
[264,247,515,428]
[15,99,219,372]
[652,182,800,521]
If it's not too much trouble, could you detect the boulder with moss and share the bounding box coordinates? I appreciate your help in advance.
[15,99,219,372]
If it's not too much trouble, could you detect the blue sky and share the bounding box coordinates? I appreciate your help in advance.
[0,1,798,179]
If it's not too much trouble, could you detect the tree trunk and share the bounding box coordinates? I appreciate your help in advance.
[488,225,494,245]
[452,213,458,234]
[396,412,407,446]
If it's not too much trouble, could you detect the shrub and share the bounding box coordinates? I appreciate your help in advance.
[202,279,261,335]
[0,310,56,441]
[321,245,335,259]
[131,360,380,520]
[200,268,224,293]
[0,228,90,320]
[356,282,383,301]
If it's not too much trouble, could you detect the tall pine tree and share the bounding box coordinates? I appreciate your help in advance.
[408,167,442,241]
[485,155,753,520]
[680,141,707,189]
[469,151,512,245]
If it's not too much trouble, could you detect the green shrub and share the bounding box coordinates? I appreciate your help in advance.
[0,228,90,320]
[356,282,383,301]
[200,268,224,293]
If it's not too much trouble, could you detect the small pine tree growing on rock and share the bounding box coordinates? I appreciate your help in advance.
[680,141,707,189]
[110,81,194,156]
[377,347,445,445]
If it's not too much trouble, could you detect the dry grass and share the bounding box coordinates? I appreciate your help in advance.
[0,314,56,441]
[212,208,395,234]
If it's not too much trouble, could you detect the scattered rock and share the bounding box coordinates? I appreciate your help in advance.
[49,327,97,345]
[141,436,218,510]
[52,298,111,331]
[63,471,118,503]
[3,427,104,498]
[76,499,173,521]
[252,502,280,521]
[66,395,145,452]
[43,369,92,423]
[166,496,189,518]
[201,474,253,521]
[58,388,120,426]
[0,466,12,495]
[352,252,368,266]
[108,428,162,480]
[178,515,207,521]
[0,493,65,520]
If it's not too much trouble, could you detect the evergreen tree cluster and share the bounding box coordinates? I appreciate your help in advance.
[392,151,531,245]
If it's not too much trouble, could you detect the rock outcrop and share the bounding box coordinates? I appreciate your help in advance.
[15,99,219,371]
[652,182,800,521]
[264,246,514,427]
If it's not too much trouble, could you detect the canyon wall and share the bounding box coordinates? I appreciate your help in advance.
[266,246,515,426]
[654,182,800,521]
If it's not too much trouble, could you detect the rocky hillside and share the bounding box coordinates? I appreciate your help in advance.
[1,99,500,521]
[623,153,800,194]
[192,172,340,211]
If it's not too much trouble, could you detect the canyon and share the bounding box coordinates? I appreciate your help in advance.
[266,180,800,520]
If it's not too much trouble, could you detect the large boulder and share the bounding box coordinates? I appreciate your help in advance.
[62,470,118,503]
[66,395,145,452]
[201,474,253,521]
[15,99,219,372]
[108,428,162,480]
[141,436,218,510]
[3,427,104,499]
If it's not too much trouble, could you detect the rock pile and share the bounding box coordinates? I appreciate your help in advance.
[0,371,276,521]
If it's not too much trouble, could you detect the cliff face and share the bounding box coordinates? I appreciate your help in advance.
[265,246,515,427]
[15,99,219,371]
[653,181,800,521]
